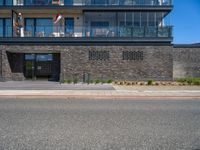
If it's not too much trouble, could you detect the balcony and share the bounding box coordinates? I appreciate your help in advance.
[0,0,172,6]
[0,25,172,38]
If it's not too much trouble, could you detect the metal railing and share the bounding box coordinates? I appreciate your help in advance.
[0,26,172,38]
[0,0,172,6]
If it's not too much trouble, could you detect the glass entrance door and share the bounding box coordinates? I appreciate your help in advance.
[35,54,53,78]
[24,54,35,79]
[24,54,53,80]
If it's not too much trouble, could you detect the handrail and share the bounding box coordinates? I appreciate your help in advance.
[0,26,173,38]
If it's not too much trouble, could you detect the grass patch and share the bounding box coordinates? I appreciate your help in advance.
[177,78,200,85]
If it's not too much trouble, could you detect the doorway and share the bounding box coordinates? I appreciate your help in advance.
[24,53,60,81]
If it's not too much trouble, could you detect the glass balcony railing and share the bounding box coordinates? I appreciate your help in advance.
[0,26,172,38]
[0,0,172,6]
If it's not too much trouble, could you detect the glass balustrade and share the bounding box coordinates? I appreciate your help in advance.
[0,25,172,38]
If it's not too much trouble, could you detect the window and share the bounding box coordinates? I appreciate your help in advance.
[0,0,12,5]
[25,54,53,61]
[89,51,110,60]
[36,54,53,61]
[65,18,74,36]
[25,54,35,60]
[25,18,53,37]
[0,18,12,37]
[91,0,108,5]
[25,0,52,5]
[122,51,143,60]
[0,19,3,37]
[64,0,73,5]
[91,22,109,37]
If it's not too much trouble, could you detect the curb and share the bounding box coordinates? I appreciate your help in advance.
[0,95,200,100]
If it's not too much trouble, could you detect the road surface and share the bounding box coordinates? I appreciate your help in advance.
[0,98,200,150]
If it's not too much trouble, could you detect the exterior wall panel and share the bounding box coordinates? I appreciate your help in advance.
[173,47,200,79]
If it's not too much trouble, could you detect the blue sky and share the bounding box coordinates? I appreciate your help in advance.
[172,0,200,44]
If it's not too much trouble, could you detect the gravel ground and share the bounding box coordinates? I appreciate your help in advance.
[0,99,200,150]
[114,85,200,91]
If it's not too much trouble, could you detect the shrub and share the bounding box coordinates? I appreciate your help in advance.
[101,80,106,84]
[107,79,113,84]
[193,79,200,85]
[73,79,78,84]
[147,80,153,85]
[95,79,100,84]
[64,79,72,84]
[89,80,94,84]
[176,78,187,83]
[186,78,193,85]
[177,78,200,85]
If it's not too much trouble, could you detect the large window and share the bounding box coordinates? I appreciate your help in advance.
[91,0,107,5]
[0,0,12,5]
[85,12,116,37]
[64,0,73,5]
[90,22,109,37]
[25,18,53,37]
[0,18,12,37]
[25,0,52,5]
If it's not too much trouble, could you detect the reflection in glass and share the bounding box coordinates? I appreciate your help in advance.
[0,18,12,37]
[25,18,53,37]
[36,54,53,61]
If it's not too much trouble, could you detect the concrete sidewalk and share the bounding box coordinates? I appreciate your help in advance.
[0,89,200,99]
[0,81,114,90]
[0,81,200,99]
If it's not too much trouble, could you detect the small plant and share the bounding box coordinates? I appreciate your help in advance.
[89,80,94,84]
[147,80,153,85]
[101,80,106,84]
[73,79,78,84]
[95,79,100,84]
[107,79,113,84]
[64,79,72,84]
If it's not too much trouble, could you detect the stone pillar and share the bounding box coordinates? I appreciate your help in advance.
[59,51,65,82]
[0,48,12,81]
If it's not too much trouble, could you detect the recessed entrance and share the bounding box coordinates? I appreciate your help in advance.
[24,53,60,81]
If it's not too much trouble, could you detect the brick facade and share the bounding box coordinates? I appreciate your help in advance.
[0,44,199,82]
[173,47,200,79]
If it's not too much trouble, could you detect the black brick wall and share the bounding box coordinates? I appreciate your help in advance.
[2,44,199,81]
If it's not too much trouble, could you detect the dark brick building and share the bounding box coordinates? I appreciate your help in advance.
[0,0,199,82]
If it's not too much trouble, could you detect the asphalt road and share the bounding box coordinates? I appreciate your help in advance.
[0,99,200,150]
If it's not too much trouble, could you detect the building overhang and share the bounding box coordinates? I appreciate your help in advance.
[0,5,173,14]
[173,44,200,48]
[0,37,173,45]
